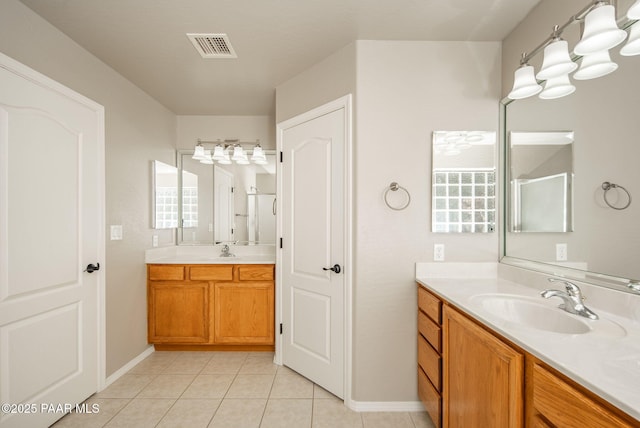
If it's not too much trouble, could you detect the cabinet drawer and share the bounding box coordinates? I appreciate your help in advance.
[418,335,441,391]
[418,310,441,352]
[238,265,274,281]
[418,286,441,324]
[418,366,441,428]
[190,265,233,281]
[148,265,185,281]
[532,363,634,428]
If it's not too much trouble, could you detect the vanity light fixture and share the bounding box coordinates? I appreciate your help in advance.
[508,0,637,101]
[536,35,577,80]
[192,139,268,165]
[573,3,627,55]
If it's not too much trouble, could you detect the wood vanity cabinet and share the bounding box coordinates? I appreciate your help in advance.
[148,264,274,350]
[444,305,523,428]
[417,286,443,428]
[416,284,639,428]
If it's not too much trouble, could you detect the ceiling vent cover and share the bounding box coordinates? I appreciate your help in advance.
[187,33,237,58]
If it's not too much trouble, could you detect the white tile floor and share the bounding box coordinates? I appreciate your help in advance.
[52,351,436,428]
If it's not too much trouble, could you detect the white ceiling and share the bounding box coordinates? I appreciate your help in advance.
[19,0,540,116]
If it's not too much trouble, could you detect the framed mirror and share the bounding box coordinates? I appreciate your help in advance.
[432,131,496,233]
[501,47,640,291]
[177,149,276,245]
[152,160,178,229]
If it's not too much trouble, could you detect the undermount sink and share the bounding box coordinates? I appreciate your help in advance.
[470,294,591,335]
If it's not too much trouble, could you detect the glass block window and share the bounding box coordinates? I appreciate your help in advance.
[182,186,198,228]
[432,169,496,233]
[155,187,179,229]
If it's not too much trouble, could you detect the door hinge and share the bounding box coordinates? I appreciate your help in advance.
[280,323,283,334]
[280,151,283,163]
[280,237,283,249]
[231,186,235,193]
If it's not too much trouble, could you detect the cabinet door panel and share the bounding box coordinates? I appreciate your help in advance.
[419,366,442,428]
[148,282,208,343]
[444,306,523,428]
[214,282,274,344]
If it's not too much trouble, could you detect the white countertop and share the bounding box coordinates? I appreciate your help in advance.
[416,272,640,421]
[145,245,275,265]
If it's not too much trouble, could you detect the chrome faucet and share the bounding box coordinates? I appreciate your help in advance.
[541,278,598,320]
[220,244,235,257]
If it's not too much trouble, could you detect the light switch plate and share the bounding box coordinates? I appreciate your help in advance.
[110,225,123,241]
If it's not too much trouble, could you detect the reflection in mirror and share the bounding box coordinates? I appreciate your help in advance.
[177,150,276,245]
[510,132,574,233]
[152,160,178,229]
[432,131,496,233]
[502,47,640,288]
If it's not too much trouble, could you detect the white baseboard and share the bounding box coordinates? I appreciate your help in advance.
[347,400,425,412]
[101,345,155,390]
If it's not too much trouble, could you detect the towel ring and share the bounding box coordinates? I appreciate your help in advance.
[602,181,631,210]
[384,182,411,211]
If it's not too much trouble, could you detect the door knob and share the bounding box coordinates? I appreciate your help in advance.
[84,263,100,273]
[323,264,341,274]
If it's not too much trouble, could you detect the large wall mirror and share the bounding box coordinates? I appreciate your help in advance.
[432,131,496,233]
[177,149,276,245]
[502,46,640,291]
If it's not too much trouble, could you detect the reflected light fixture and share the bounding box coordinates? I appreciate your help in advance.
[620,22,640,56]
[539,74,576,99]
[573,49,618,79]
[508,0,637,101]
[629,0,640,18]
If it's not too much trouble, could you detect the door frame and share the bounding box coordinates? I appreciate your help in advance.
[275,94,353,405]
[0,52,107,391]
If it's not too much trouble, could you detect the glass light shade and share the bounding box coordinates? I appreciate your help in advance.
[200,151,214,164]
[628,0,640,19]
[620,22,640,56]
[231,145,245,161]
[192,144,206,160]
[251,145,266,162]
[211,144,225,160]
[539,74,576,99]
[573,50,618,79]
[573,5,627,55]
[508,65,542,99]
[536,40,578,80]
[218,153,232,165]
[236,154,250,165]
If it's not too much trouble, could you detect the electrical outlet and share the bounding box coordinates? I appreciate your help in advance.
[152,235,159,247]
[110,225,123,241]
[556,243,568,261]
[434,244,445,261]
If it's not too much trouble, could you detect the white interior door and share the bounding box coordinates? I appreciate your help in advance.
[0,53,104,428]
[280,101,348,399]
[214,166,234,243]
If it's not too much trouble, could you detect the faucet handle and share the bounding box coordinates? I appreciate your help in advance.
[548,278,583,299]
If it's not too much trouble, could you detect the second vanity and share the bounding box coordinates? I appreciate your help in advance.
[416,263,640,428]
[145,245,275,351]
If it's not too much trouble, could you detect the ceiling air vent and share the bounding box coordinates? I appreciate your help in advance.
[187,33,237,58]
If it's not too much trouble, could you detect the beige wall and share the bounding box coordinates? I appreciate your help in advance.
[0,0,177,376]
[276,40,501,402]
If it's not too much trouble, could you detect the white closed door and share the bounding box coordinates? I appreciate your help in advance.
[0,53,104,428]
[280,101,348,399]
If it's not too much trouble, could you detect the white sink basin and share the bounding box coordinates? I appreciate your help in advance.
[470,294,591,335]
